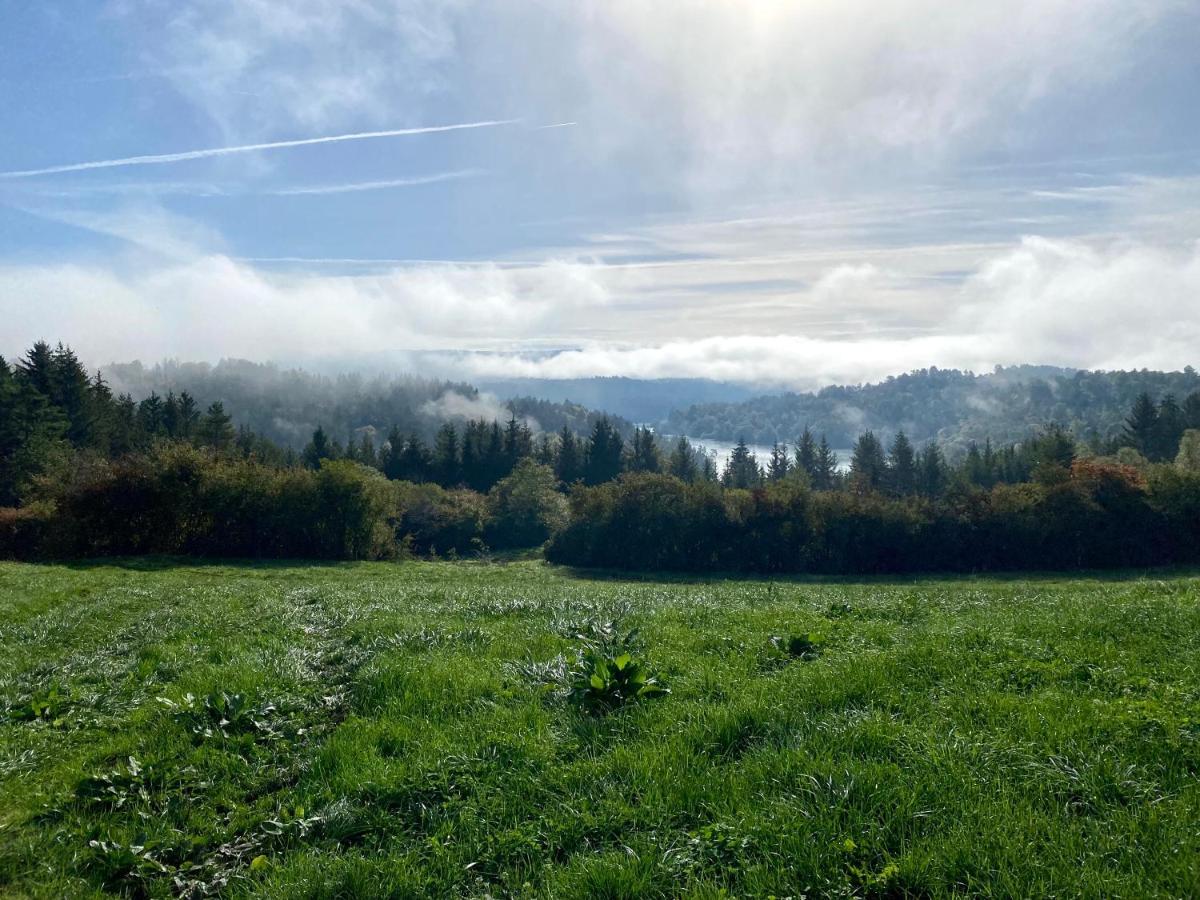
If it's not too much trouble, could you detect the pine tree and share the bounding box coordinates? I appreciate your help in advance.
[795,427,817,480]
[138,392,165,438]
[585,417,624,485]
[917,443,945,496]
[767,442,790,481]
[555,426,583,485]
[721,437,761,489]
[1184,392,1200,431]
[813,436,838,490]
[887,431,917,495]
[1123,392,1158,457]
[177,392,199,439]
[381,426,405,480]
[668,436,699,482]
[1154,394,1186,462]
[198,401,235,451]
[435,423,461,485]
[399,433,431,482]
[627,427,660,473]
[303,425,334,469]
[849,431,886,492]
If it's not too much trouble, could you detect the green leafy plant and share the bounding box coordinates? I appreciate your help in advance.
[770,632,822,660]
[568,629,668,714]
[159,690,279,740]
[10,684,69,725]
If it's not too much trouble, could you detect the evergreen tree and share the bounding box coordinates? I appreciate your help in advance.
[138,392,165,437]
[381,426,405,480]
[1123,392,1159,457]
[1153,394,1186,461]
[434,423,461,486]
[917,443,945,496]
[163,392,181,438]
[721,437,761,489]
[461,420,489,490]
[1184,392,1200,431]
[767,442,790,481]
[813,435,838,490]
[584,417,624,485]
[198,401,235,451]
[399,433,431,482]
[887,431,917,495]
[177,392,200,439]
[668,436,699,483]
[484,421,506,488]
[303,425,335,469]
[795,427,817,480]
[555,426,583,485]
[849,431,887,492]
[627,426,660,473]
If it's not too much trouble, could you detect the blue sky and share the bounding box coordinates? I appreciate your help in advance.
[2,1,1199,387]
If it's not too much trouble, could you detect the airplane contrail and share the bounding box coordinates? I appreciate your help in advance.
[0,119,519,179]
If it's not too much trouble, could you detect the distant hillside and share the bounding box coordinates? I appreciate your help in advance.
[661,365,1200,454]
[475,377,761,424]
[104,359,633,450]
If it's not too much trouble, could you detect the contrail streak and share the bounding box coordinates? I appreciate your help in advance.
[269,169,485,196]
[0,120,519,179]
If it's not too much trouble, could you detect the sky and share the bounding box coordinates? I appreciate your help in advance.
[2,0,1199,389]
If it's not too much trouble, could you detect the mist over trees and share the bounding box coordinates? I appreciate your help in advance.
[663,365,1200,456]
[103,358,632,451]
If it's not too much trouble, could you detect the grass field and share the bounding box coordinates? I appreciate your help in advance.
[1,560,1198,898]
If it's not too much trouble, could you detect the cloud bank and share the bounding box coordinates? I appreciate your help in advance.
[3,236,1197,388]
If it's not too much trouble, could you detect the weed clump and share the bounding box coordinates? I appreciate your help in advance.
[566,625,669,714]
[769,632,822,660]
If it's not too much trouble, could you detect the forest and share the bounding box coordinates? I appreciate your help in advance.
[663,364,1200,455]
[3,341,1200,572]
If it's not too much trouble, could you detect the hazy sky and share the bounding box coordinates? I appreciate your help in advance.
[2,1,1199,387]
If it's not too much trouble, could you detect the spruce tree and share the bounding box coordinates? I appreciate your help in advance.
[887,431,917,495]
[1123,392,1158,457]
[668,436,699,482]
[767,442,790,481]
[584,417,624,485]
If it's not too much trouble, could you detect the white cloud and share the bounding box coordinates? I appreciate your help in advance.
[420,390,538,431]
[116,0,466,136]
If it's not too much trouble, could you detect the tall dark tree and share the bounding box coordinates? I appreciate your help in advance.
[434,423,462,485]
[849,431,887,492]
[138,392,165,438]
[627,427,660,473]
[917,442,946,496]
[1184,392,1200,431]
[813,435,838,490]
[1153,394,1186,461]
[555,426,583,485]
[381,426,405,480]
[585,417,624,485]
[668,436,699,483]
[303,425,335,469]
[198,401,235,451]
[399,433,431,482]
[177,392,200,440]
[1123,392,1159,457]
[887,431,917,495]
[767,442,790,481]
[721,437,761,489]
[795,427,818,481]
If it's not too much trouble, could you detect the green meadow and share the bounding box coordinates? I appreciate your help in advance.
[1,560,1197,898]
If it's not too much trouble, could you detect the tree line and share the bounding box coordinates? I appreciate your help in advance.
[3,341,1199,574]
[662,364,1200,457]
